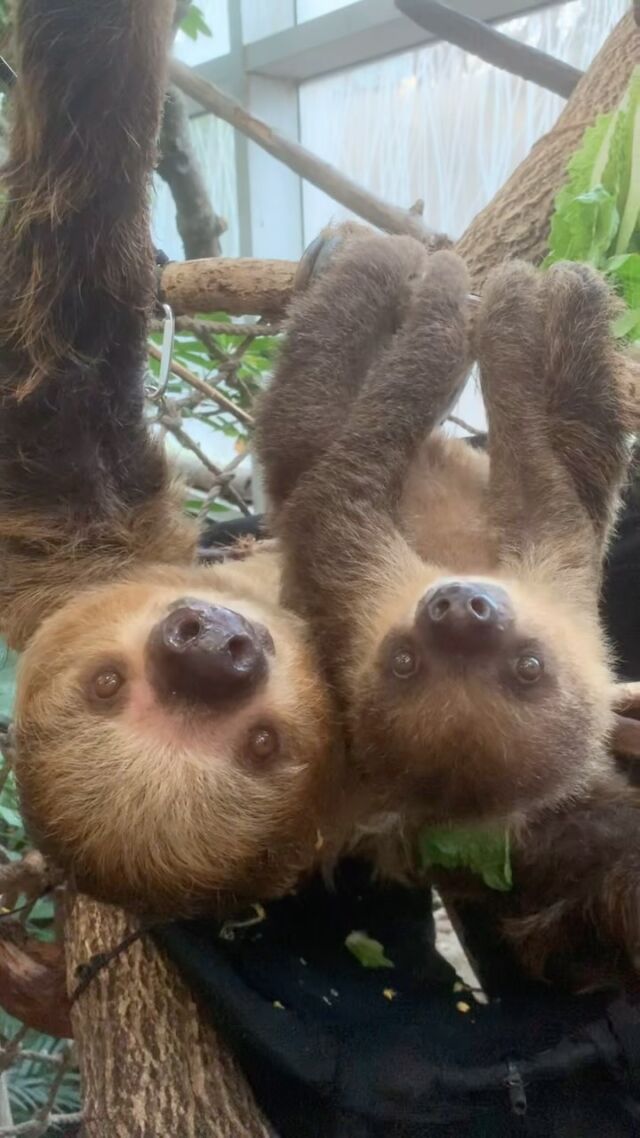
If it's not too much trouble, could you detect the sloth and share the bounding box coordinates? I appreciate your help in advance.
[256,223,640,988]
[0,0,341,919]
[5,0,640,995]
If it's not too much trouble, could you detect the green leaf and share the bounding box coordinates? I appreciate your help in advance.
[612,305,640,340]
[545,186,619,268]
[180,3,212,40]
[418,825,513,892]
[0,803,23,829]
[345,930,395,969]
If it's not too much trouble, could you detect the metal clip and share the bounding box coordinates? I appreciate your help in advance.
[145,303,175,401]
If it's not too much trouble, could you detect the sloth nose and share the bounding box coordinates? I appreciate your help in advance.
[416,581,514,655]
[146,603,270,705]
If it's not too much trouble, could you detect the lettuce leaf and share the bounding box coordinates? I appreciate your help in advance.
[545,66,640,281]
[345,931,395,969]
[419,825,513,892]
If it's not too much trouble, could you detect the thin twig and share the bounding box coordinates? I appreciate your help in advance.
[148,343,253,426]
[174,316,282,340]
[161,418,250,515]
[0,1113,83,1137]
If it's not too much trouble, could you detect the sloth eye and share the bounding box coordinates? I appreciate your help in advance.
[391,646,418,679]
[248,726,279,761]
[515,654,544,684]
[92,669,124,700]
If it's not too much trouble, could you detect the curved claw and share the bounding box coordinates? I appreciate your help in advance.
[294,232,348,293]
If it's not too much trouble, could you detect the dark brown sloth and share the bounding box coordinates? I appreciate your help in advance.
[256,223,640,989]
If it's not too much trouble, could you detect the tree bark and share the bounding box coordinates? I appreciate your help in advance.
[66,896,273,1138]
[456,10,640,289]
[160,255,297,317]
[158,86,227,260]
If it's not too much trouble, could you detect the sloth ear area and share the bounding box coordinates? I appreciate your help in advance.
[612,682,640,758]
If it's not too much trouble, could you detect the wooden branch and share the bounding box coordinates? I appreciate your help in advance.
[158,87,227,260]
[160,16,639,317]
[0,926,71,1038]
[160,256,296,318]
[456,11,640,288]
[169,59,439,246]
[66,896,272,1138]
[395,0,582,98]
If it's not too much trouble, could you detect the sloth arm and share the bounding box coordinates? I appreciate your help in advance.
[0,0,196,652]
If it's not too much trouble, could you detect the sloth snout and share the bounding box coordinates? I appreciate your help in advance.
[416,580,514,656]
[146,602,270,706]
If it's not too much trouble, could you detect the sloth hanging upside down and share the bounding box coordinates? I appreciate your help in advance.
[256,222,640,989]
[3,0,640,995]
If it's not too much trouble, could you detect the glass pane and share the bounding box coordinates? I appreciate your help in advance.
[152,112,239,261]
[241,0,294,43]
[299,0,628,433]
[174,0,230,65]
[297,0,356,22]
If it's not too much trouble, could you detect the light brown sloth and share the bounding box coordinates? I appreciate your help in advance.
[4,0,640,994]
[256,223,640,988]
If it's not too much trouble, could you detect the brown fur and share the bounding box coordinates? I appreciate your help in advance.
[256,224,640,989]
[2,0,340,919]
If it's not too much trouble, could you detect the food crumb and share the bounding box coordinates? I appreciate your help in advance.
[330,988,339,998]
[315,830,324,850]
[273,1000,285,1010]
[383,988,397,1001]
[456,1001,471,1014]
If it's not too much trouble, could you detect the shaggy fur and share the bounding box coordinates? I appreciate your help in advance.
[4,0,338,918]
[256,224,640,989]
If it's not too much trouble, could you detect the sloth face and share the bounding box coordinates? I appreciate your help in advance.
[14,558,338,917]
[355,570,614,826]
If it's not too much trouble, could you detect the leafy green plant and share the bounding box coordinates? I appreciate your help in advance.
[180,3,212,40]
[0,648,80,1123]
[545,65,640,342]
[418,826,513,893]
[148,313,280,520]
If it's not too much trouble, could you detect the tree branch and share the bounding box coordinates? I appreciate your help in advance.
[169,59,443,246]
[160,255,297,316]
[395,0,583,98]
[158,86,227,260]
[456,11,640,287]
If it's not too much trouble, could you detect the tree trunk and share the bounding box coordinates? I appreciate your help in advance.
[456,10,640,289]
[66,896,273,1138]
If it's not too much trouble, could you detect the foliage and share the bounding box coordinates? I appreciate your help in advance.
[180,3,212,41]
[545,65,640,343]
[0,651,80,1124]
[418,825,513,893]
[148,312,279,521]
[344,930,395,969]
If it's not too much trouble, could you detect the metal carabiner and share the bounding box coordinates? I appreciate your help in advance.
[145,303,175,402]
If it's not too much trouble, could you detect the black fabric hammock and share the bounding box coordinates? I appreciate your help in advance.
[156,439,640,1138]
